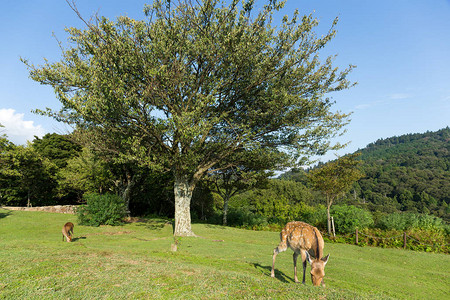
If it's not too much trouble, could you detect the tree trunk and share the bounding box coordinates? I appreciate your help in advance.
[173,175,196,237]
[222,194,230,226]
[27,190,31,208]
[327,205,331,235]
[122,172,135,217]
[326,196,333,235]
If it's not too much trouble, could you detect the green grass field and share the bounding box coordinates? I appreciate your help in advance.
[0,208,449,299]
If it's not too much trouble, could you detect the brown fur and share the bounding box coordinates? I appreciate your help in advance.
[62,222,74,242]
[271,221,330,286]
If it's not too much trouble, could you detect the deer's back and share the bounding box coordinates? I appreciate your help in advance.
[282,221,324,256]
[63,222,74,232]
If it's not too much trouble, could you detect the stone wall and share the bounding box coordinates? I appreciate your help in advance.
[2,205,77,214]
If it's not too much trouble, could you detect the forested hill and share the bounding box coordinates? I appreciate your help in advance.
[358,127,449,168]
[354,127,449,220]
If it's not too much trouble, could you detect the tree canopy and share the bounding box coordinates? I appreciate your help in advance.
[23,0,354,236]
[0,145,57,207]
[308,153,363,234]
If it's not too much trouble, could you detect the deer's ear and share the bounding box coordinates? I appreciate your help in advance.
[322,254,330,265]
[305,251,313,265]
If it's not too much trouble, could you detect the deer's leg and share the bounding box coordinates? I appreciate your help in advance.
[271,242,287,278]
[301,249,307,284]
[293,251,299,283]
[271,248,277,278]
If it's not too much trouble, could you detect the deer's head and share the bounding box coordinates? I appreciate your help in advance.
[306,251,330,286]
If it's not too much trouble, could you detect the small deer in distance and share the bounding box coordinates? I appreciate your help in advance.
[62,222,74,242]
[271,221,330,286]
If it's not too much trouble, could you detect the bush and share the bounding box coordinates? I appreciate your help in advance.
[357,228,449,253]
[77,193,127,226]
[331,205,374,234]
[207,207,269,229]
[377,212,446,231]
[299,204,327,231]
[226,207,268,228]
[234,180,312,225]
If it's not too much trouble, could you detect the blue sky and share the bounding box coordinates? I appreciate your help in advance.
[1,0,449,163]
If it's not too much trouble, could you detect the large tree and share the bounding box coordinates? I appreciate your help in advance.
[58,147,114,197]
[32,133,82,169]
[23,0,354,236]
[0,145,57,207]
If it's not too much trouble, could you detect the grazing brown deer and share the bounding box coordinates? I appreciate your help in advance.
[62,222,74,242]
[271,221,329,286]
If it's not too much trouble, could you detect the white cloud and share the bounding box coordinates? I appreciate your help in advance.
[354,103,372,110]
[388,93,412,100]
[0,108,47,145]
[355,93,413,110]
[354,100,384,110]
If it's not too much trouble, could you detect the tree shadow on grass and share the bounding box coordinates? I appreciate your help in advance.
[203,223,227,230]
[0,210,12,219]
[132,218,172,231]
[251,262,293,283]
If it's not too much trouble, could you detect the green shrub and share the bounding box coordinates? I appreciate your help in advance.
[415,214,446,230]
[357,228,449,253]
[377,212,446,231]
[226,207,268,228]
[77,193,127,226]
[236,181,312,225]
[300,204,327,230]
[331,205,374,234]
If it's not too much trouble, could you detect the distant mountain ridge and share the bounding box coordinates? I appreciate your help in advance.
[359,127,449,169]
[355,127,449,220]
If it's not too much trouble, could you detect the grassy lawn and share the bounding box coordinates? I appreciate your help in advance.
[0,208,449,299]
